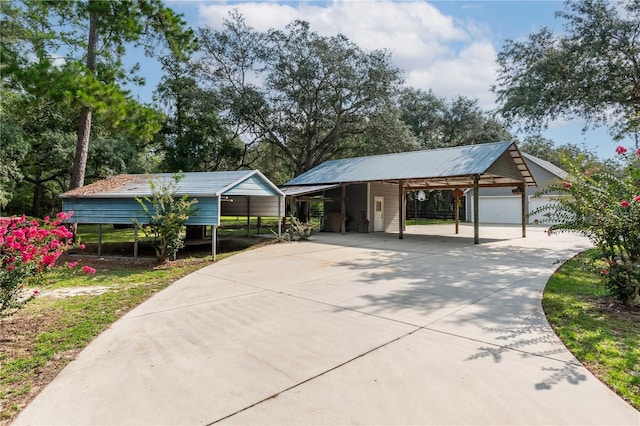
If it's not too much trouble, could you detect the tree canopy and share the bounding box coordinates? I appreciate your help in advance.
[198,13,416,180]
[494,0,640,140]
[1,0,197,191]
[398,88,511,149]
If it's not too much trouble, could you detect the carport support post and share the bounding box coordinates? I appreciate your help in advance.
[398,180,404,239]
[521,188,527,238]
[97,224,103,257]
[133,223,139,259]
[212,225,217,261]
[247,196,251,238]
[340,185,346,235]
[474,175,480,244]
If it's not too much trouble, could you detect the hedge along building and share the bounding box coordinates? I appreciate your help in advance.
[282,141,536,244]
[60,171,285,260]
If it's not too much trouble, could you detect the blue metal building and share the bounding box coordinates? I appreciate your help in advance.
[61,170,285,259]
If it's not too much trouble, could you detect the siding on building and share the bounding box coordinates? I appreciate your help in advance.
[63,197,219,226]
[221,195,283,217]
[370,182,399,232]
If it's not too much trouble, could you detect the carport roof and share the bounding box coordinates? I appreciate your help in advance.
[61,170,284,199]
[284,141,535,190]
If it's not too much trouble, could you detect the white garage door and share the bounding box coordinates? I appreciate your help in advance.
[528,196,559,224]
[476,196,521,224]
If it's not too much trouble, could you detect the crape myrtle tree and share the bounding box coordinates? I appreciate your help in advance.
[1,0,197,194]
[198,12,415,181]
[493,0,640,142]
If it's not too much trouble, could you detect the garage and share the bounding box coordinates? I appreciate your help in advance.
[465,153,568,225]
[471,196,521,224]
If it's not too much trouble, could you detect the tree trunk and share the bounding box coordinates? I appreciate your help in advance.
[70,7,98,190]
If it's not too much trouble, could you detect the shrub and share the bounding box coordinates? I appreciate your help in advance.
[0,212,95,316]
[280,217,317,241]
[534,147,640,306]
[135,173,198,261]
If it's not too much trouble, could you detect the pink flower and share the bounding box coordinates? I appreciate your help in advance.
[67,261,78,269]
[601,268,608,276]
[562,181,572,189]
[616,146,628,155]
[637,148,640,157]
[80,243,86,250]
[635,195,640,202]
[620,200,630,208]
[82,265,96,274]
[32,290,39,296]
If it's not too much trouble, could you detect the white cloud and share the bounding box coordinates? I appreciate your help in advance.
[199,0,498,109]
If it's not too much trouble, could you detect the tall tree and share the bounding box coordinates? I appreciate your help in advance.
[155,60,243,172]
[1,0,197,191]
[198,13,409,179]
[398,88,511,148]
[493,0,640,142]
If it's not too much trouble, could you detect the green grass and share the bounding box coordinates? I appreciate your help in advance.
[543,249,640,410]
[406,218,456,225]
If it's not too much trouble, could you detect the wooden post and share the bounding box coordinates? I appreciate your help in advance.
[474,175,480,244]
[340,185,346,235]
[453,188,463,235]
[398,180,404,239]
[97,224,103,256]
[521,187,527,238]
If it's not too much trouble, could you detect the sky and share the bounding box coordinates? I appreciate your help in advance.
[131,0,631,160]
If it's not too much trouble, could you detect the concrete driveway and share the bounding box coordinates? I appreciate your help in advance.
[15,224,640,425]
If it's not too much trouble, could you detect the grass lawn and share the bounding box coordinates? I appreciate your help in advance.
[543,249,640,411]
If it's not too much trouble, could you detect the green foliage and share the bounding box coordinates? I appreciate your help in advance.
[544,250,640,410]
[280,217,317,241]
[398,88,512,148]
[1,0,197,190]
[494,0,640,138]
[535,147,640,305]
[198,12,409,178]
[155,60,243,172]
[135,173,198,261]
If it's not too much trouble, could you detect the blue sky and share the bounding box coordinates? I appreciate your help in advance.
[131,1,628,160]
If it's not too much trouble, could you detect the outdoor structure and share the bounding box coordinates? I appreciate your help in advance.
[282,141,536,244]
[60,170,285,259]
[465,153,568,224]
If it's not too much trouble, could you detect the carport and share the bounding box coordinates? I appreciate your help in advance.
[283,141,536,243]
[60,170,285,260]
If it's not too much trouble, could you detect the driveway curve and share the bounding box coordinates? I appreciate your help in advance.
[15,224,640,425]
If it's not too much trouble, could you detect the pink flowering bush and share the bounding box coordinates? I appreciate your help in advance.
[0,212,93,315]
[533,146,640,306]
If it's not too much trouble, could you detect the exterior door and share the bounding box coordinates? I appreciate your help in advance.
[374,196,384,231]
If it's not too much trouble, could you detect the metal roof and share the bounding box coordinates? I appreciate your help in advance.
[280,184,341,197]
[285,141,536,189]
[61,170,284,199]
[522,153,568,180]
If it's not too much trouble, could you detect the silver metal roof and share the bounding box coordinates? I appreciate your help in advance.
[285,141,536,189]
[522,153,568,180]
[61,170,284,199]
[280,184,341,197]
